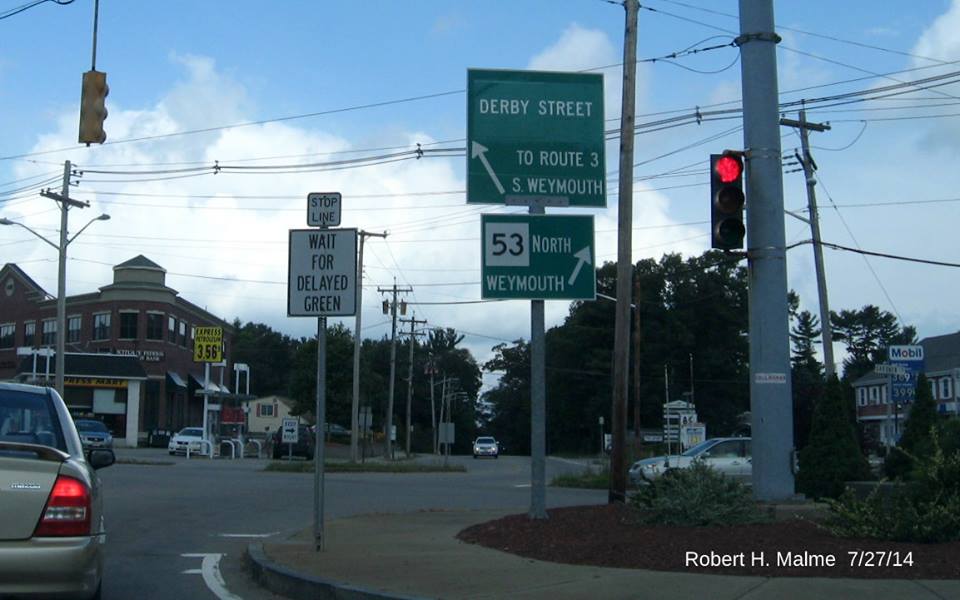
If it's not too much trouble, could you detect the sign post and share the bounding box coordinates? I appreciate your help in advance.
[468,68,605,520]
[288,197,357,552]
[193,326,223,455]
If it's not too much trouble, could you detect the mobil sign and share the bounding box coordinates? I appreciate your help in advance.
[888,345,924,404]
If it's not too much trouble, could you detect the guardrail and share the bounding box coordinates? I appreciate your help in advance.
[220,439,242,459]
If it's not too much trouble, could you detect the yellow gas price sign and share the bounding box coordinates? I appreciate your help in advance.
[193,327,223,363]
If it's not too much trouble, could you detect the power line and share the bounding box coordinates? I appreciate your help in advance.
[820,241,960,268]
[0,0,73,21]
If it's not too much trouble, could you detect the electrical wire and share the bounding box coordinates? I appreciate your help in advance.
[0,0,73,21]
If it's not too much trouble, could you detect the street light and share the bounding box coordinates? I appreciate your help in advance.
[1,213,110,396]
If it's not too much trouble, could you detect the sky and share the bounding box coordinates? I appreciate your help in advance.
[2,0,960,384]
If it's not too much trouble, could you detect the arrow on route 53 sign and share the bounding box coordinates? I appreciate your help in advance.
[481,214,595,300]
[467,69,606,207]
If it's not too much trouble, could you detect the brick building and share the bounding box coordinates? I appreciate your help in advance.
[0,256,235,446]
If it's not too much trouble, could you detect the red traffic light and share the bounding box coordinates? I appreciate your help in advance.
[714,155,742,183]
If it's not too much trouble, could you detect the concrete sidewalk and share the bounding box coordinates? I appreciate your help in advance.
[247,510,960,600]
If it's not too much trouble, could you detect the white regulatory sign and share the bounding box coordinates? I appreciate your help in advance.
[307,192,342,227]
[288,228,358,317]
[281,418,299,444]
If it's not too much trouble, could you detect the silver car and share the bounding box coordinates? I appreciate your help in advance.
[472,436,499,459]
[0,382,115,599]
[628,437,752,485]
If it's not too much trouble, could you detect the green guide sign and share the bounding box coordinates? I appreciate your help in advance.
[481,214,595,300]
[467,69,606,207]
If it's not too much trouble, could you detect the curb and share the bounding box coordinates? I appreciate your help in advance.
[244,542,429,600]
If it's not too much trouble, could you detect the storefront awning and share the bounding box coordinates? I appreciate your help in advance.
[189,373,230,395]
[166,371,187,390]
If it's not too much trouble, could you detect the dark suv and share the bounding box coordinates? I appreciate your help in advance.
[271,424,315,460]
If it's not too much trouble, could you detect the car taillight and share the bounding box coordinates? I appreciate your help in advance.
[33,475,91,537]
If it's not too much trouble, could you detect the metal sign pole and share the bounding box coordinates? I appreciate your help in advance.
[529,202,547,519]
[314,315,327,551]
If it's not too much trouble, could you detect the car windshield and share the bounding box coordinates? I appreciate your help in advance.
[76,420,109,433]
[0,388,66,451]
[179,428,203,437]
[476,437,495,444]
[681,439,720,457]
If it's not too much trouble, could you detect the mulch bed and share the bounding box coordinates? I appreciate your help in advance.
[457,504,960,579]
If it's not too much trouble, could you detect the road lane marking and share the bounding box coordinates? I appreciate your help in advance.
[218,532,279,538]
[181,553,243,600]
[514,484,532,488]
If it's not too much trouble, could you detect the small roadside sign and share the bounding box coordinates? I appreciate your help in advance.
[307,192,342,227]
[481,214,595,300]
[288,228,358,317]
[193,327,223,363]
[281,418,299,444]
[875,364,908,377]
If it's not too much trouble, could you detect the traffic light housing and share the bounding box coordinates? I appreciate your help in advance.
[79,70,108,145]
[710,152,745,249]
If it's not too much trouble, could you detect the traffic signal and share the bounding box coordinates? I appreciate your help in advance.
[79,70,108,145]
[710,152,745,249]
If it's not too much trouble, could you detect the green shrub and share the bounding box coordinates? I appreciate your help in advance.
[797,376,872,499]
[629,461,762,526]
[826,429,960,543]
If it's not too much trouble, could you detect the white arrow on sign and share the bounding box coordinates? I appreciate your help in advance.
[568,246,592,285]
[471,141,505,195]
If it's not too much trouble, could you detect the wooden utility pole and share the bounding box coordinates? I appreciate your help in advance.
[610,0,639,504]
[350,230,387,462]
[780,110,834,377]
[400,315,427,457]
[378,281,412,459]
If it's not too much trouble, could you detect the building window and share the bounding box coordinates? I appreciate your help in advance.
[119,312,138,340]
[857,387,867,406]
[146,313,164,341]
[179,321,187,347]
[24,321,36,346]
[92,312,111,341]
[258,403,275,417]
[0,323,13,349]
[869,386,879,404]
[67,315,81,344]
[41,319,56,346]
[168,316,177,343]
[942,377,953,400]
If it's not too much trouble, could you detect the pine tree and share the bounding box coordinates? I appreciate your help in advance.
[797,375,871,499]
[885,373,940,479]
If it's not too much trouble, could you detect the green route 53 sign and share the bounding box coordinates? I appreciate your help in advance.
[481,214,595,300]
[467,69,606,207]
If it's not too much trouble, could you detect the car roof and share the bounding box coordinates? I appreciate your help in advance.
[0,381,52,395]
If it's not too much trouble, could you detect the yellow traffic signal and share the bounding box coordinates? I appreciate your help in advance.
[79,70,108,145]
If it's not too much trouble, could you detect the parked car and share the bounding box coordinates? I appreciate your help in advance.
[473,436,499,459]
[272,424,315,460]
[0,381,115,599]
[75,419,113,452]
[628,437,752,485]
[167,427,206,455]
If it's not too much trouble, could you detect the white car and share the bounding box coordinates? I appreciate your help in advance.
[472,436,499,459]
[628,437,752,485]
[167,427,206,455]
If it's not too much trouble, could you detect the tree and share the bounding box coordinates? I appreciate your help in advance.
[885,373,940,479]
[797,375,871,499]
[831,305,917,382]
[230,320,298,397]
[789,306,824,450]
[482,341,531,454]
[287,323,355,424]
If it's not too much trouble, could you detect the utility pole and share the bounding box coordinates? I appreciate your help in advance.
[400,315,427,457]
[378,281,412,459]
[428,355,437,454]
[609,0,639,505]
[738,0,796,500]
[40,162,89,398]
[632,275,642,450]
[351,230,387,462]
[780,110,834,377]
